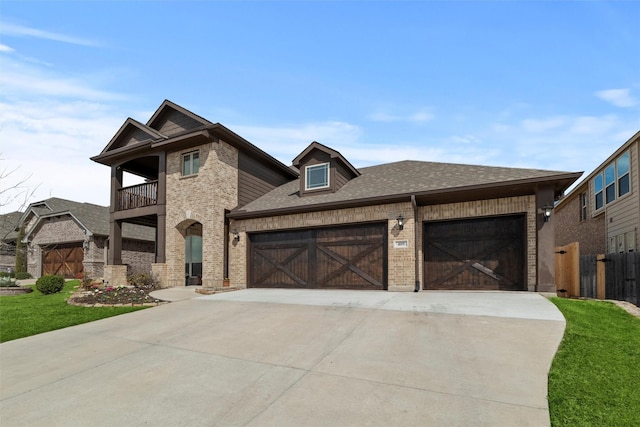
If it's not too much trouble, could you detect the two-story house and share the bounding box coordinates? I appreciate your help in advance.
[555,130,639,255]
[93,100,581,292]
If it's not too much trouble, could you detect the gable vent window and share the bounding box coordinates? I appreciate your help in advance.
[580,192,588,221]
[182,151,199,176]
[305,163,329,190]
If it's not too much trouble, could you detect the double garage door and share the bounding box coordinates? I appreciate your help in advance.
[249,223,387,290]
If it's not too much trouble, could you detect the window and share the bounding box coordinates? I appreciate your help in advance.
[305,163,329,190]
[608,237,616,254]
[182,151,199,176]
[626,231,636,252]
[605,164,616,204]
[594,175,603,210]
[580,192,588,221]
[617,152,630,197]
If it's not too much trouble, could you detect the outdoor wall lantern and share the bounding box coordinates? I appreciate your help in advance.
[232,230,240,241]
[541,204,554,222]
[397,215,404,230]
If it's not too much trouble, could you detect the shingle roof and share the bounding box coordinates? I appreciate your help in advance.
[24,198,154,241]
[234,160,580,215]
[0,212,23,241]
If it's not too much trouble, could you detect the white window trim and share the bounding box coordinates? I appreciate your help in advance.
[305,162,330,190]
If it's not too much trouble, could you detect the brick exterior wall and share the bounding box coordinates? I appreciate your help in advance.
[230,202,416,291]
[163,140,239,287]
[555,190,606,256]
[419,195,538,291]
[230,195,541,292]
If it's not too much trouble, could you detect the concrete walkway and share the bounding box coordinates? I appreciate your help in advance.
[0,290,565,426]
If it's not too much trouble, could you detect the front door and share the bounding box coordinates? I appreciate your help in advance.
[185,223,202,285]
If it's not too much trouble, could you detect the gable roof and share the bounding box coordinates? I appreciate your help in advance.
[293,141,360,177]
[21,198,154,242]
[92,100,297,179]
[230,160,582,219]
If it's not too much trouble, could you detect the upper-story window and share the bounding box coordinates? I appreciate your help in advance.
[593,150,631,211]
[594,175,604,210]
[580,192,588,221]
[182,151,199,176]
[305,163,329,190]
[617,152,630,197]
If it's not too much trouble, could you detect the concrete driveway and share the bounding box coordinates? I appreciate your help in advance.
[0,289,565,426]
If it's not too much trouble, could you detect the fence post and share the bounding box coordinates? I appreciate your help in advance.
[596,254,606,299]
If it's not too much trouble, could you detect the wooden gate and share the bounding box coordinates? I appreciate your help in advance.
[605,252,639,306]
[423,216,525,290]
[42,244,84,278]
[249,223,387,290]
[555,242,580,297]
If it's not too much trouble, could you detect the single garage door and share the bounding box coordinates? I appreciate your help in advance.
[249,223,387,290]
[42,244,84,278]
[423,215,525,291]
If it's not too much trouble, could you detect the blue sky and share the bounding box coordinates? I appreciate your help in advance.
[1,0,639,213]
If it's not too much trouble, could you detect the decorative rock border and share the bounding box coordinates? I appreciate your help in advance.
[0,286,33,296]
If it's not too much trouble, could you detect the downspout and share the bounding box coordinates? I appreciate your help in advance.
[412,195,420,292]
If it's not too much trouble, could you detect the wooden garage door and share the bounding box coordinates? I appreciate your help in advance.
[42,244,84,278]
[250,223,387,290]
[424,216,525,291]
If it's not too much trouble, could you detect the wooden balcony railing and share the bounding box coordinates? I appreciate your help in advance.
[117,181,158,211]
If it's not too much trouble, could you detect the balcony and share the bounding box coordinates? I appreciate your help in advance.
[117,181,158,211]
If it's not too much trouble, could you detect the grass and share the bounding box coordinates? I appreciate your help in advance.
[0,280,148,343]
[549,298,640,427]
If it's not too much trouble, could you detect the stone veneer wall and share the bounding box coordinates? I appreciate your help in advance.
[418,195,538,291]
[229,202,416,291]
[164,140,239,287]
[230,195,539,291]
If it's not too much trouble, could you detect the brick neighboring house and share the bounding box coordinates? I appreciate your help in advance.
[0,211,22,272]
[92,100,581,292]
[555,130,639,256]
[16,198,155,279]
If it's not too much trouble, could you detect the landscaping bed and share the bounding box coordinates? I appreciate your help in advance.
[70,284,164,307]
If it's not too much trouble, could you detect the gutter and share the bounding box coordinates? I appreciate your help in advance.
[412,195,420,292]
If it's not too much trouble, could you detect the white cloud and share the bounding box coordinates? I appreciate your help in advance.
[521,117,565,132]
[0,44,14,52]
[595,88,637,108]
[0,22,101,47]
[369,108,434,123]
[0,56,126,101]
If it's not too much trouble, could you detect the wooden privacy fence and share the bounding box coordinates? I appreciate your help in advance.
[555,242,639,307]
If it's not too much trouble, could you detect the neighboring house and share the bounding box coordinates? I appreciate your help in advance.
[92,100,581,292]
[0,211,22,271]
[17,198,155,279]
[555,130,639,256]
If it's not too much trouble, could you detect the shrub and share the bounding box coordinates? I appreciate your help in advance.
[0,277,18,287]
[15,272,32,280]
[0,272,8,278]
[127,272,157,291]
[35,275,65,295]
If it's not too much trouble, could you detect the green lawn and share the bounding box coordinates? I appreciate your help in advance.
[549,298,640,427]
[0,280,148,343]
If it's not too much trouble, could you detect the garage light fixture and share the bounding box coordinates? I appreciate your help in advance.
[232,230,240,241]
[541,204,554,222]
[397,215,404,230]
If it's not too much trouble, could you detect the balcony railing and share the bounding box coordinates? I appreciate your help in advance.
[117,181,158,211]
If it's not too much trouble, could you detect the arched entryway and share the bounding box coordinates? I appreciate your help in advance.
[184,222,202,285]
